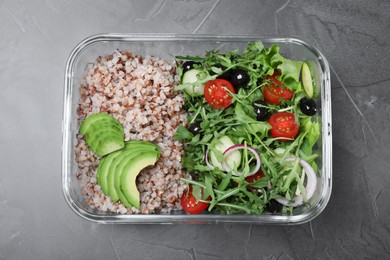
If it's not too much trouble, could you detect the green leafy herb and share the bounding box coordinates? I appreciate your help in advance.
[174,41,320,215]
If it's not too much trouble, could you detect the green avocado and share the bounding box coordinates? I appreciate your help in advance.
[80,113,125,157]
[94,138,125,158]
[84,121,124,143]
[103,142,160,204]
[125,140,161,152]
[121,152,160,209]
[85,130,124,157]
[79,113,118,135]
[97,152,115,195]
[84,121,123,136]
[97,141,160,195]
[86,127,123,143]
[112,148,159,208]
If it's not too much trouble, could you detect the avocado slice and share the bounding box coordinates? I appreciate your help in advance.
[85,121,124,144]
[79,113,118,135]
[86,127,123,146]
[121,152,160,209]
[98,143,134,196]
[94,138,125,158]
[84,122,124,157]
[112,148,159,208]
[97,141,160,195]
[84,121,123,137]
[86,132,124,157]
[81,114,125,157]
[105,143,159,203]
[98,152,118,195]
[96,156,106,184]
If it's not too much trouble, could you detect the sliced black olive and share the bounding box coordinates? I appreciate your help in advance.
[188,121,202,135]
[230,69,250,90]
[300,97,317,116]
[253,100,269,121]
[266,199,283,214]
[182,61,201,74]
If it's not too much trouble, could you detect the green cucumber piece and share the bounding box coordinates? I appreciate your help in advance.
[301,62,316,98]
[182,69,205,96]
[209,135,241,171]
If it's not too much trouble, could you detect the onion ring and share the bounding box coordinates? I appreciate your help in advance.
[221,145,261,177]
[276,158,317,207]
[205,145,261,177]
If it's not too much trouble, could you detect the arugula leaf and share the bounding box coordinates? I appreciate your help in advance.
[217,171,232,191]
[234,103,271,136]
[204,172,215,201]
[174,124,193,140]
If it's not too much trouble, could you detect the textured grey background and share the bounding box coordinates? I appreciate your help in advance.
[1,0,390,259]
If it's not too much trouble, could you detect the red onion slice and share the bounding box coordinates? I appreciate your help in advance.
[205,145,261,177]
[276,158,317,207]
[204,148,215,170]
[221,145,261,177]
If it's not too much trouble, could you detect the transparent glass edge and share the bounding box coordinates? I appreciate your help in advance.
[61,33,332,225]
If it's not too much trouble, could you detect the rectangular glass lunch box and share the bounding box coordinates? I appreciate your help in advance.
[62,34,332,224]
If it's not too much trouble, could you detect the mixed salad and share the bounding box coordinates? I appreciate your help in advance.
[174,42,321,215]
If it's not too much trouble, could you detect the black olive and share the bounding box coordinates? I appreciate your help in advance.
[266,199,283,214]
[188,121,202,135]
[182,61,201,74]
[253,100,269,121]
[189,171,199,181]
[300,97,317,116]
[217,72,232,81]
[211,64,233,81]
[230,69,250,90]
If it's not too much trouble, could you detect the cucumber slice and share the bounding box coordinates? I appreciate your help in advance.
[209,136,241,171]
[181,69,205,96]
[301,62,316,98]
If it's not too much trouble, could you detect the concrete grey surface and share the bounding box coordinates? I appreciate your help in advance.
[1,0,389,259]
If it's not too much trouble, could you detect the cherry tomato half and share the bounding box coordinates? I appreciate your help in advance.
[180,185,210,214]
[245,170,266,190]
[269,112,299,141]
[245,169,265,184]
[204,79,235,109]
[262,72,294,105]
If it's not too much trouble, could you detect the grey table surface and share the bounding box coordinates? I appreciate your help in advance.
[1,0,389,259]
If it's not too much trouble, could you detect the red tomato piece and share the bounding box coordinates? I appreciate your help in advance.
[204,79,235,109]
[245,170,266,190]
[269,112,299,141]
[262,72,294,105]
[180,185,210,214]
[245,169,265,184]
